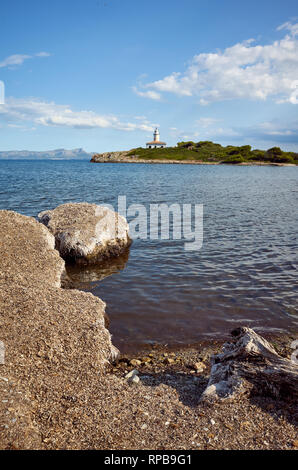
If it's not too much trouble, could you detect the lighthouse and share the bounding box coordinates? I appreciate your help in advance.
[146,128,166,149]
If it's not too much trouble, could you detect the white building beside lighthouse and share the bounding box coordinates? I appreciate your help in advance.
[146,128,166,148]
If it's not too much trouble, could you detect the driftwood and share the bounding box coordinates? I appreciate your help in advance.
[201,327,298,403]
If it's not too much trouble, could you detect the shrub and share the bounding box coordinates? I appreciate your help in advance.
[177,141,195,148]
[267,147,283,156]
[221,154,245,164]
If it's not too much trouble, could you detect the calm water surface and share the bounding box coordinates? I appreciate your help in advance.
[0,160,297,351]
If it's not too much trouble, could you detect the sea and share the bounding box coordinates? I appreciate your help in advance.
[0,159,297,351]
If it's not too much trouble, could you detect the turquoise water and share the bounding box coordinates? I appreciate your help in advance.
[0,160,297,351]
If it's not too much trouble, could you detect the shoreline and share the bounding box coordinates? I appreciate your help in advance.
[112,329,298,356]
[90,158,297,167]
[1,209,297,450]
[113,330,297,361]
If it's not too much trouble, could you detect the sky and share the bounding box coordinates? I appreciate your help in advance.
[0,0,297,152]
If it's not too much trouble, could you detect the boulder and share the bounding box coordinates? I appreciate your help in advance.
[38,202,131,264]
[0,210,119,449]
[0,210,64,289]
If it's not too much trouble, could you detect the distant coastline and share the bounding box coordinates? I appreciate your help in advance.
[0,148,92,160]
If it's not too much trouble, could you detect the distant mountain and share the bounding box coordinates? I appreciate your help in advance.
[0,148,92,160]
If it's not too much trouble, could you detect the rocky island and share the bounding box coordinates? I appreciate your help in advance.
[91,141,298,166]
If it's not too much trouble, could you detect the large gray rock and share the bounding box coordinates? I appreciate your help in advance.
[38,202,131,264]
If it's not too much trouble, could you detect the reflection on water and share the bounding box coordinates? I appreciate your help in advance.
[0,160,297,352]
[66,248,130,289]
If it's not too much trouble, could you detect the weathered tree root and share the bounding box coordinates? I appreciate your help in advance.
[201,327,298,403]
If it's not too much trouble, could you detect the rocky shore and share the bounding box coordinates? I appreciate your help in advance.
[90,151,296,166]
[0,207,297,450]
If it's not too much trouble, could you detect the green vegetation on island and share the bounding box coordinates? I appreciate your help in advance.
[127,141,298,164]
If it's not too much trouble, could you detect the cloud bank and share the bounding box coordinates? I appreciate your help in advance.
[135,22,298,105]
[169,117,298,146]
[0,52,51,68]
[0,97,155,132]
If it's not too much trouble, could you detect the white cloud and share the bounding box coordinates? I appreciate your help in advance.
[0,52,51,68]
[246,120,298,142]
[0,97,155,132]
[195,119,298,144]
[277,21,298,36]
[195,117,219,128]
[0,54,31,68]
[35,52,51,58]
[139,22,298,105]
[132,86,161,101]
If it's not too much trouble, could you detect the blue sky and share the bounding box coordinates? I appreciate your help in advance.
[0,0,297,152]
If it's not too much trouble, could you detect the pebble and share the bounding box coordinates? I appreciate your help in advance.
[125,369,139,379]
[194,362,206,373]
[141,424,148,430]
[210,419,215,425]
[130,359,142,367]
[165,358,175,365]
[131,375,140,385]
[141,357,152,363]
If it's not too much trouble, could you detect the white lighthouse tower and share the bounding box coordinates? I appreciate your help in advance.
[146,128,166,149]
